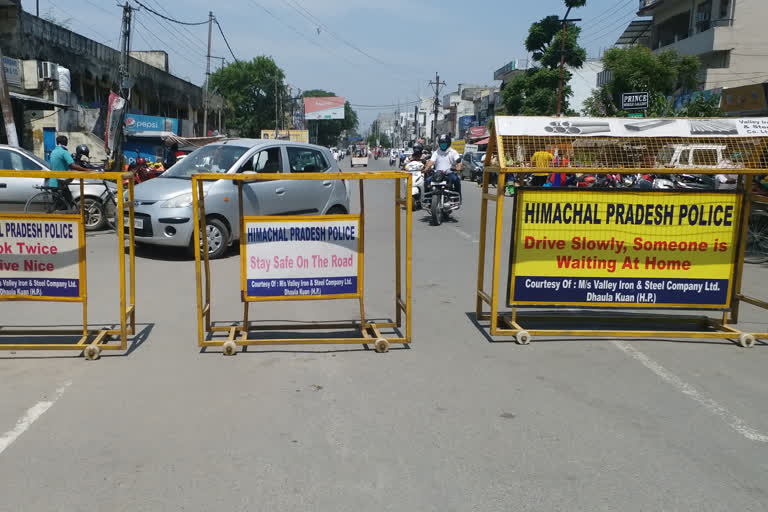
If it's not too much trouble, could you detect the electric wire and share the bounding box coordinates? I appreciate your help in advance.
[214,19,239,63]
[132,0,208,25]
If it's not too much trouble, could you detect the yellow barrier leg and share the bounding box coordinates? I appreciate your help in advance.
[490,171,506,336]
[192,177,205,347]
[405,173,413,343]
[128,177,136,339]
[731,174,753,324]
[79,178,88,337]
[358,180,366,327]
[476,170,490,319]
[116,178,127,348]
[395,179,402,327]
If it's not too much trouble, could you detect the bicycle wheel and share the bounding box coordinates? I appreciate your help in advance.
[25,191,54,213]
[103,196,118,230]
[744,211,768,264]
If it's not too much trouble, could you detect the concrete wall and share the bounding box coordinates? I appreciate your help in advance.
[129,51,169,72]
[570,60,603,115]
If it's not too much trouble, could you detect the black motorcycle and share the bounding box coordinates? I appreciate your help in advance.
[425,169,461,226]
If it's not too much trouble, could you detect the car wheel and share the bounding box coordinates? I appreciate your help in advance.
[191,217,229,259]
[78,197,106,231]
[326,205,347,215]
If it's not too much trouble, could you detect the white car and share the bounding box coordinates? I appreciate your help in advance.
[0,144,117,230]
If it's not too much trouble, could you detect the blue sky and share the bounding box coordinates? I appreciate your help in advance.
[31,0,642,128]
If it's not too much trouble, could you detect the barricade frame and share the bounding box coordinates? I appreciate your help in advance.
[191,170,413,353]
[0,170,137,358]
[475,120,768,347]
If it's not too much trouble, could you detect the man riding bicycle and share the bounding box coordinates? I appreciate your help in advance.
[48,135,92,207]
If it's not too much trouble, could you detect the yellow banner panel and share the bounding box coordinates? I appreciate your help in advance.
[509,190,741,309]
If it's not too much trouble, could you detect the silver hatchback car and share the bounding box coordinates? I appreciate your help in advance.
[128,139,351,258]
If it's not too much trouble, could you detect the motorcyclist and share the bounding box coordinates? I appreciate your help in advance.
[404,142,426,165]
[425,134,462,198]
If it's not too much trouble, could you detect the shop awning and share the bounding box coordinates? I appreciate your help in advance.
[474,137,489,145]
[9,92,69,109]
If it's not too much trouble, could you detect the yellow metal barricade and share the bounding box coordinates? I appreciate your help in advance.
[0,170,137,359]
[476,116,768,347]
[191,171,412,354]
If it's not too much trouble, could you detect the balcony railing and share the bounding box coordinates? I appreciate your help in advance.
[638,0,662,12]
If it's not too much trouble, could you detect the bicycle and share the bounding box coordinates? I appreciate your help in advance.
[24,183,76,215]
[744,203,768,264]
[24,180,119,231]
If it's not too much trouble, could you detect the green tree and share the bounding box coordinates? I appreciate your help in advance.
[209,57,287,137]
[582,46,712,117]
[501,0,587,116]
[302,90,359,147]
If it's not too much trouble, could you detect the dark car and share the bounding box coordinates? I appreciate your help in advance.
[460,151,485,181]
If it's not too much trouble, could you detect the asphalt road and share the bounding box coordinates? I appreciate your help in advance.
[1,156,767,511]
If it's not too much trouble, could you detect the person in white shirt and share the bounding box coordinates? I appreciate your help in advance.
[425,134,462,197]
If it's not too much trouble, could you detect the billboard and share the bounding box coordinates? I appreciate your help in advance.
[508,190,741,309]
[124,114,179,137]
[459,115,475,135]
[304,97,345,120]
[260,130,309,143]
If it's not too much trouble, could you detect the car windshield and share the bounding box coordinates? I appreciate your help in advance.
[472,152,485,163]
[160,144,248,178]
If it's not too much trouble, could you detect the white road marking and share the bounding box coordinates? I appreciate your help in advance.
[447,226,478,243]
[611,340,768,443]
[0,380,72,456]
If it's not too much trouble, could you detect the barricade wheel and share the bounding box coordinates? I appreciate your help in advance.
[84,345,101,360]
[516,331,531,345]
[738,333,756,348]
[374,338,389,353]
[222,340,238,356]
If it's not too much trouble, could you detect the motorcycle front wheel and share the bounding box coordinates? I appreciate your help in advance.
[431,194,443,226]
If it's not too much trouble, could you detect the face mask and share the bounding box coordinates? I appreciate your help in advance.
[439,143,449,151]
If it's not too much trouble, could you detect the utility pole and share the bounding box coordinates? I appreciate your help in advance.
[203,10,213,136]
[556,7,582,116]
[110,2,133,171]
[414,105,419,141]
[429,72,446,145]
[0,48,19,146]
[274,76,279,138]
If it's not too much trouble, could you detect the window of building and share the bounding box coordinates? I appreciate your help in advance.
[719,0,731,20]
[695,0,713,33]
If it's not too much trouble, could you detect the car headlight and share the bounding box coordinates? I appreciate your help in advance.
[161,192,197,208]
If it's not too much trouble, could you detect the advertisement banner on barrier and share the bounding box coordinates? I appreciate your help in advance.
[0,214,84,301]
[508,190,742,309]
[241,215,360,301]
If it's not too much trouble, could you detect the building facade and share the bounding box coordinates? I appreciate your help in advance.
[635,0,768,90]
[1,0,203,159]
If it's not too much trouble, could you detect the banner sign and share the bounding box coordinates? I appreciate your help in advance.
[494,116,768,137]
[303,97,345,120]
[105,92,126,156]
[260,129,309,143]
[621,92,649,110]
[0,214,84,301]
[2,56,22,88]
[508,190,741,309]
[241,216,360,301]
